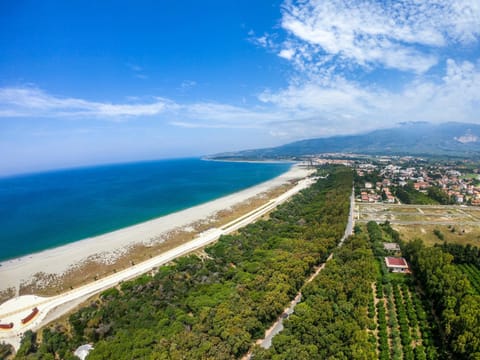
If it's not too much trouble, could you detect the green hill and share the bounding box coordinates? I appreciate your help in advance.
[211,122,480,159]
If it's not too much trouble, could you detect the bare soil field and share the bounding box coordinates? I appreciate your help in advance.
[357,203,480,247]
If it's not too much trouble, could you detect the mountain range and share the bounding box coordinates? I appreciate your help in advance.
[211,122,480,160]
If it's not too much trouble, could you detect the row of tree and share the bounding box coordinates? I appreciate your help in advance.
[402,240,480,359]
[457,264,480,294]
[14,166,353,359]
[435,243,480,267]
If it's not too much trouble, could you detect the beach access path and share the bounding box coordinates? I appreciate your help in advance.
[0,173,316,351]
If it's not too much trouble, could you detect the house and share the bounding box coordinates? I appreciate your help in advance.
[383,243,400,252]
[413,182,430,191]
[361,192,369,202]
[385,257,409,273]
[471,199,480,206]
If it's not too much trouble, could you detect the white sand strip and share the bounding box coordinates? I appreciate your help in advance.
[0,166,315,351]
[0,165,312,292]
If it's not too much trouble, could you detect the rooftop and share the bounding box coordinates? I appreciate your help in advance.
[385,257,408,268]
[383,243,401,251]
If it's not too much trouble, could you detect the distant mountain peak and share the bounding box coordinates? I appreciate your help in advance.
[211,122,480,160]
[397,121,429,126]
[455,129,478,144]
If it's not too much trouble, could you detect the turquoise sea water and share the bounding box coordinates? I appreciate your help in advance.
[0,158,291,261]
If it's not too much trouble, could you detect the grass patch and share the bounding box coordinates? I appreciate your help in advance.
[394,224,480,247]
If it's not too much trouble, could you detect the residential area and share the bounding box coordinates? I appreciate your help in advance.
[307,153,480,206]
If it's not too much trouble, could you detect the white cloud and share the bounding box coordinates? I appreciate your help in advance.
[280,0,480,74]
[0,86,287,130]
[169,102,290,130]
[126,63,143,72]
[248,30,277,49]
[2,60,479,142]
[0,87,172,118]
[278,48,295,60]
[179,80,197,91]
[258,58,480,136]
[126,62,148,79]
[238,0,480,139]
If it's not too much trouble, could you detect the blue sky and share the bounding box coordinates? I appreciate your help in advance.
[1,0,480,176]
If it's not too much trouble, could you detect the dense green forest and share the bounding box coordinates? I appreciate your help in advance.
[457,264,480,294]
[435,243,480,267]
[403,240,480,358]
[13,166,353,359]
[393,184,438,205]
[254,232,378,359]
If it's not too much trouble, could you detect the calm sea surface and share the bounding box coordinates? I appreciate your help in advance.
[0,158,291,261]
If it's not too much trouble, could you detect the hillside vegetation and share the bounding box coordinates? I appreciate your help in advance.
[212,122,480,159]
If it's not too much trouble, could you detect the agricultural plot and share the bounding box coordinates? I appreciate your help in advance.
[358,203,480,247]
[393,213,464,222]
[457,263,480,294]
[460,208,480,221]
[395,224,480,247]
[366,221,439,360]
[373,279,436,360]
[358,203,478,224]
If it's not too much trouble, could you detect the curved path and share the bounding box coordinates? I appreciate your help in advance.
[0,176,316,351]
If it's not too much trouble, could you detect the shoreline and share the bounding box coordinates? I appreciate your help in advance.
[201,157,297,165]
[0,164,312,295]
[0,168,316,351]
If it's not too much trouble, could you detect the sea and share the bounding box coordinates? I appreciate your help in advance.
[0,158,291,262]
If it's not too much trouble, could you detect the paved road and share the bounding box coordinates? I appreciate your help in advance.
[339,188,355,245]
[0,176,316,351]
[260,293,303,349]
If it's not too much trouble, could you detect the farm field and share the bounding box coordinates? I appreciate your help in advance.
[367,221,438,360]
[373,278,436,360]
[457,264,480,294]
[393,224,480,247]
[357,203,480,224]
[357,203,480,247]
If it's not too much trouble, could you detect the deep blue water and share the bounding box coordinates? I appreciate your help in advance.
[0,158,291,261]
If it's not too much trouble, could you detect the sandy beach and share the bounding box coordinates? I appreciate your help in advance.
[0,164,312,294]
[0,167,316,351]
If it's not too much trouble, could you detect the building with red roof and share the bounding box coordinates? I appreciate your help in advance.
[385,257,409,273]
